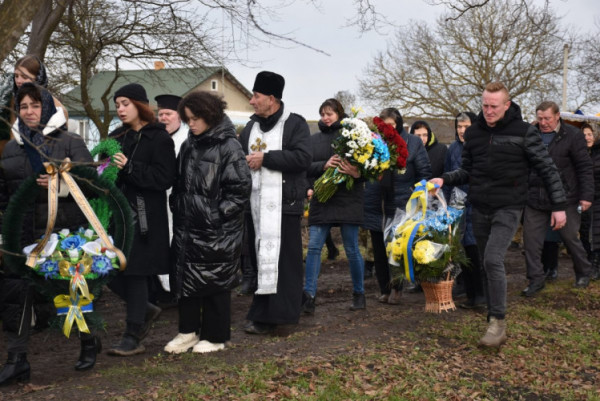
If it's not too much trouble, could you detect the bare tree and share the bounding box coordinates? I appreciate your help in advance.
[424,0,549,21]
[359,0,573,118]
[571,22,600,112]
[333,90,356,114]
[26,0,75,61]
[52,0,239,139]
[0,0,41,63]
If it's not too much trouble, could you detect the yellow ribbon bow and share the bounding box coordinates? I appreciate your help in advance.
[54,293,94,338]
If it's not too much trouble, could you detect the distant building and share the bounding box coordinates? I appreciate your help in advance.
[62,65,254,146]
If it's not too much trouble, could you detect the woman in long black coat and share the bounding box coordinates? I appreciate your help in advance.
[164,91,251,354]
[580,122,600,280]
[107,83,176,356]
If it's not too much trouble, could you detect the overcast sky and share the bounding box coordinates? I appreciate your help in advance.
[225,0,599,120]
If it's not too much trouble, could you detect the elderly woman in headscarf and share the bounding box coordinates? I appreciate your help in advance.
[0,82,93,385]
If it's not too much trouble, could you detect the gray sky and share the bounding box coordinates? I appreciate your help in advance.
[226,0,599,120]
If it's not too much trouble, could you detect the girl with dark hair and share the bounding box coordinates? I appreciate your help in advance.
[164,91,251,354]
[11,55,68,123]
[107,83,176,356]
[0,83,93,384]
[301,98,367,312]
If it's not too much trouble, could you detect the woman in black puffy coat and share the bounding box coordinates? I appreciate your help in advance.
[164,91,251,354]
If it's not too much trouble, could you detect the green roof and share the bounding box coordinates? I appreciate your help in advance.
[62,66,252,117]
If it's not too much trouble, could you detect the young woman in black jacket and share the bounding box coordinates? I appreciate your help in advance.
[107,83,176,356]
[164,91,251,354]
[302,98,366,312]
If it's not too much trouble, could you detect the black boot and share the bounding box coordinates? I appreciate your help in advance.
[349,292,366,311]
[138,303,162,341]
[238,255,257,295]
[592,251,600,281]
[75,336,102,371]
[0,352,30,386]
[107,324,145,357]
[301,291,316,314]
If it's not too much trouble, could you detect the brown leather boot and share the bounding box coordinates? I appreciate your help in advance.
[479,317,507,347]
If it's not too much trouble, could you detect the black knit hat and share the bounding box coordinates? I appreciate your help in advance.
[114,83,149,103]
[155,94,181,111]
[252,71,285,99]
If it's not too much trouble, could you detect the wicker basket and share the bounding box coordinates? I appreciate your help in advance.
[421,280,456,313]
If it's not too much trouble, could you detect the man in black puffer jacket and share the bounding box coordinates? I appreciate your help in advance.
[522,101,593,296]
[431,82,566,348]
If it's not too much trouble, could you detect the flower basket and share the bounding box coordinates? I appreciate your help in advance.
[421,278,456,313]
[385,183,468,313]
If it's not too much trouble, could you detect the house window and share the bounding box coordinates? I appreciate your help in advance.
[211,80,218,91]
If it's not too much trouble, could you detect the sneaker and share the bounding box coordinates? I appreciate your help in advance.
[387,288,402,305]
[192,340,225,354]
[479,317,507,348]
[107,334,145,357]
[377,294,389,303]
[164,333,200,354]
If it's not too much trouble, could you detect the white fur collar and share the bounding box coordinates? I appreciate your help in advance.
[11,107,67,145]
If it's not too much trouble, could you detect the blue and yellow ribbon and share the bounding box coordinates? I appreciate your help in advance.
[54,293,94,338]
[396,180,439,282]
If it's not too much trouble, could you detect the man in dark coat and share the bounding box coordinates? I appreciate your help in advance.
[522,101,594,296]
[431,82,566,348]
[239,71,311,334]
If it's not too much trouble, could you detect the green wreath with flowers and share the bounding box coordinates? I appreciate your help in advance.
[2,139,133,335]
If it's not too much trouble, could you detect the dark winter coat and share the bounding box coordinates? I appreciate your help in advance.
[307,120,364,226]
[363,129,432,232]
[239,103,312,216]
[527,119,593,210]
[580,141,600,250]
[410,120,447,178]
[442,112,478,247]
[109,122,176,276]
[170,117,251,298]
[0,115,92,333]
[442,102,566,213]
[0,115,93,249]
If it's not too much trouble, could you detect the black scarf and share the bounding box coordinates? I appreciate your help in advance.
[251,102,285,132]
[16,89,57,173]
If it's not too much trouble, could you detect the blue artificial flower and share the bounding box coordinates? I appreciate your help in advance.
[60,235,87,250]
[39,260,59,279]
[92,255,113,276]
[372,137,390,162]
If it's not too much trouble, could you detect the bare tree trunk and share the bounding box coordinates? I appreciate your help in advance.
[0,0,41,63]
[26,0,74,60]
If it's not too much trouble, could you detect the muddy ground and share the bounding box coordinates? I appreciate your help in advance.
[0,231,590,400]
